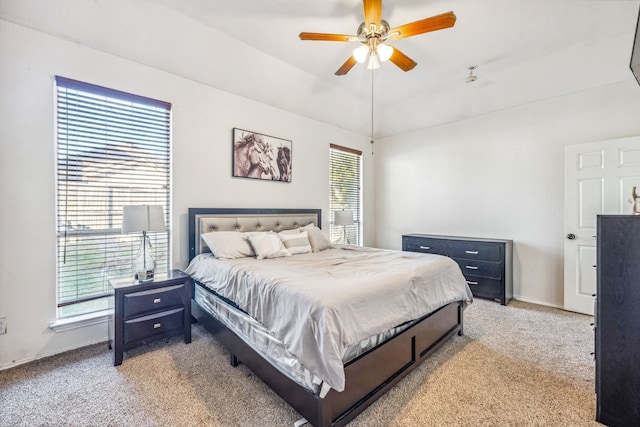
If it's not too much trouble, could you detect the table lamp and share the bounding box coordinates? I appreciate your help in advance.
[334,210,354,245]
[122,205,165,281]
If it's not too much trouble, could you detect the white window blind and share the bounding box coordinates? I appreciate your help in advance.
[55,76,171,318]
[329,144,362,245]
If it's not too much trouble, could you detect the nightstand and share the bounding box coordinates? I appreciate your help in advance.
[109,269,192,366]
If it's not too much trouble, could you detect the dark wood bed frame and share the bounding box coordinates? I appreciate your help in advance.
[188,208,465,427]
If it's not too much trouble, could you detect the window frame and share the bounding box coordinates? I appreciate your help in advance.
[54,76,172,319]
[329,144,362,245]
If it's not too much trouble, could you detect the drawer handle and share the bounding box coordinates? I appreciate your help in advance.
[153,323,161,329]
[419,245,430,250]
[465,250,479,255]
[153,298,162,304]
[465,265,479,270]
[467,280,478,285]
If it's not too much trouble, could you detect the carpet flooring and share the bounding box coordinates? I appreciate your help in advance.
[0,299,600,426]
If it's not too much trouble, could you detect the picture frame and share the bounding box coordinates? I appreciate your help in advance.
[232,128,292,182]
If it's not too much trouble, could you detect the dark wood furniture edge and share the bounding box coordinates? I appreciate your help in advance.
[403,233,513,305]
[188,208,465,427]
[192,291,464,427]
[111,270,192,366]
[596,215,640,426]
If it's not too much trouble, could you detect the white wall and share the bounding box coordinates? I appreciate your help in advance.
[0,20,374,368]
[375,80,640,307]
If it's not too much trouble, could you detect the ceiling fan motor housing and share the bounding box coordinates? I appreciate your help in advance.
[357,19,390,42]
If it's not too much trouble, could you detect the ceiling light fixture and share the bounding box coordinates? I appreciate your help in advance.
[466,66,478,83]
[351,19,394,70]
[377,44,393,62]
[353,45,369,63]
[300,7,456,75]
[354,44,393,69]
[367,53,381,70]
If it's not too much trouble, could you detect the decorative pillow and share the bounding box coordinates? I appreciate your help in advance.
[301,224,333,252]
[278,230,312,255]
[246,232,291,260]
[201,231,254,259]
[278,228,301,235]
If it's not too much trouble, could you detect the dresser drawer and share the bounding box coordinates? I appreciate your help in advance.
[123,307,185,344]
[463,276,501,297]
[124,284,186,318]
[453,258,503,280]
[448,241,502,262]
[402,237,447,255]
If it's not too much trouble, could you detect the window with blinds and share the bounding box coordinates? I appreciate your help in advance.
[329,144,362,245]
[55,76,171,318]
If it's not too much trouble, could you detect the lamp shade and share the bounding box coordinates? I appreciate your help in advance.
[367,53,381,70]
[334,210,354,226]
[377,44,393,62]
[122,205,166,233]
[353,45,369,63]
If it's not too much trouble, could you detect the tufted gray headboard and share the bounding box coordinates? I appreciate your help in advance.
[188,208,321,261]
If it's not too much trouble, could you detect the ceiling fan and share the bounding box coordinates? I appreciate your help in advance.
[299,0,456,76]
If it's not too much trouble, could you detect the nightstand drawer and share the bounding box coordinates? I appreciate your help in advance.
[123,307,185,344]
[448,242,502,262]
[402,237,447,255]
[123,284,185,318]
[463,276,501,297]
[453,258,502,280]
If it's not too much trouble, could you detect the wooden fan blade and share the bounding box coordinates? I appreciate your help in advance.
[299,32,355,42]
[389,47,417,72]
[363,0,382,28]
[335,56,358,76]
[388,11,456,40]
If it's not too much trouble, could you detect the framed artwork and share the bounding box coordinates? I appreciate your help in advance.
[232,128,292,182]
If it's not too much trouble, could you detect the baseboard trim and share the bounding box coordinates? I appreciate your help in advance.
[512,294,563,310]
[0,338,108,371]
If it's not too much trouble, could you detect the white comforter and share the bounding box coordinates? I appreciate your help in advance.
[185,246,472,392]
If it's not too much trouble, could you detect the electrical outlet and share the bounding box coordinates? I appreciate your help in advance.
[0,317,6,335]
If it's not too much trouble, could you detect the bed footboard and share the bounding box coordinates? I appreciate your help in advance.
[192,293,464,427]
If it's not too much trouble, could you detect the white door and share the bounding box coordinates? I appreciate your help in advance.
[564,136,640,314]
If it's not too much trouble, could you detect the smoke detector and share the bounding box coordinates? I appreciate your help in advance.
[466,66,478,83]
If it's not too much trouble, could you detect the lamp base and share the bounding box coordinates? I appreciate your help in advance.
[135,270,155,282]
[342,226,350,245]
[132,233,156,282]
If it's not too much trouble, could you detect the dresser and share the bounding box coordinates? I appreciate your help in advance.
[596,215,640,426]
[109,269,192,366]
[402,234,513,305]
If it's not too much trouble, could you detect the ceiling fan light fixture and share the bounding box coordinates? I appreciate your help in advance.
[377,44,393,62]
[367,53,381,70]
[353,45,369,63]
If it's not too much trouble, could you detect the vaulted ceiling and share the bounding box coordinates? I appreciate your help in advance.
[2,0,639,138]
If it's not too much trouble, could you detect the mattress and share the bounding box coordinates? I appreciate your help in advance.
[186,246,472,392]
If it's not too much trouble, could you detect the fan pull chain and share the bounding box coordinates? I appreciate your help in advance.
[370,67,374,155]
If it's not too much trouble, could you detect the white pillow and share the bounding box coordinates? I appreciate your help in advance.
[246,232,291,260]
[278,228,301,235]
[278,230,312,255]
[201,231,254,259]
[301,224,333,252]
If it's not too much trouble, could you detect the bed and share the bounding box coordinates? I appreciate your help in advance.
[187,208,472,427]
